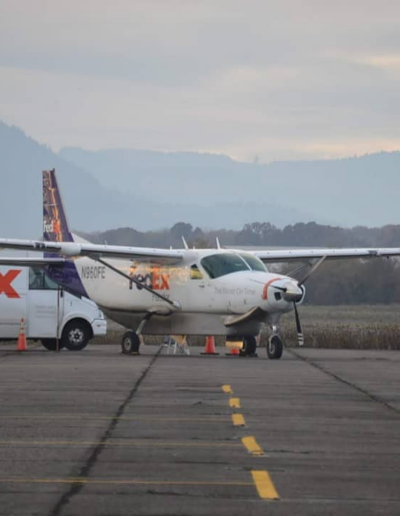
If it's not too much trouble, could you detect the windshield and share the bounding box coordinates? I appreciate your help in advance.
[201,253,249,279]
[239,253,267,272]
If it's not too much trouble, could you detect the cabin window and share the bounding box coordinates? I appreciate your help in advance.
[239,253,267,272]
[29,267,59,290]
[190,264,203,280]
[201,253,249,279]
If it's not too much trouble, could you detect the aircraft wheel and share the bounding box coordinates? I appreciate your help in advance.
[240,336,257,357]
[41,339,65,351]
[121,331,141,354]
[267,335,283,360]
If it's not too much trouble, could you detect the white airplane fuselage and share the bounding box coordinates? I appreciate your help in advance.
[64,249,301,336]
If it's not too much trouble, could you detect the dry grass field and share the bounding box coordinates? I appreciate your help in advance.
[279,304,400,350]
[93,305,400,351]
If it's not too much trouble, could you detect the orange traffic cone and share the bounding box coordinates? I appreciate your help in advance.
[201,336,219,355]
[17,318,28,352]
[226,346,240,356]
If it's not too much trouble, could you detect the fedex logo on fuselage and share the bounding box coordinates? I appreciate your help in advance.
[43,220,61,234]
[0,270,22,298]
[129,268,170,291]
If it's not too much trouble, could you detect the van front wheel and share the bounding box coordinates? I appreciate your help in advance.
[62,320,91,351]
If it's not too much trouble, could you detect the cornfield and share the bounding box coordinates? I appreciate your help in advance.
[94,305,400,351]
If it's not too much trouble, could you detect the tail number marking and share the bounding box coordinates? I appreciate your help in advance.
[81,266,106,280]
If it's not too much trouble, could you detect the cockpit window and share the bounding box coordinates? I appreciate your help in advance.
[190,264,203,280]
[239,253,267,272]
[201,253,249,279]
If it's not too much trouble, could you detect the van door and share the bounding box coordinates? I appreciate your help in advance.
[27,268,64,338]
[0,266,27,338]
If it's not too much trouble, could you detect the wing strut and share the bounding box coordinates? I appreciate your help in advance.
[96,258,179,309]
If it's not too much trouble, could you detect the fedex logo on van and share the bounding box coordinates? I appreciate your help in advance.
[0,270,21,298]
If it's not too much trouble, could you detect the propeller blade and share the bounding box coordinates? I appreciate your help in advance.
[293,302,304,346]
[271,285,287,292]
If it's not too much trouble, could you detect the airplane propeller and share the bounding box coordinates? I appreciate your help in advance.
[293,300,304,346]
[272,255,327,346]
[227,255,328,346]
[270,282,305,346]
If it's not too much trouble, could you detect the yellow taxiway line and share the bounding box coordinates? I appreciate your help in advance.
[251,470,279,500]
[232,413,246,426]
[229,397,241,408]
[241,436,264,456]
[222,384,233,394]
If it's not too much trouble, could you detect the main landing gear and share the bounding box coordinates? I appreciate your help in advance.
[121,313,152,355]
[240,336,258,357]
[121,331,141,354]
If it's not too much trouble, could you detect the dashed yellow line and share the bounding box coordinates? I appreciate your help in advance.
[251,470,279,500]
[229,397,241,408]
[241,436,264,456]
[232,413,246,426]
[222,384,233,394]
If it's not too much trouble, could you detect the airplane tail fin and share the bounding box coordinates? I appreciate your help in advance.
[42,169,75,243]
[42,169,88,298]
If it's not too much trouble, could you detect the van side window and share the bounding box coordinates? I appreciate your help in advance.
[29,268,58,290]
[190,264,203,280]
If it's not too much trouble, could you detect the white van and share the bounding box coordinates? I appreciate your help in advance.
[0,265,107,350]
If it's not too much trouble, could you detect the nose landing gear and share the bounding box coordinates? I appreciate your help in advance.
[267,325,284,359]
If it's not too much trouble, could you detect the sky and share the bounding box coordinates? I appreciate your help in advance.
[1,0,400,162]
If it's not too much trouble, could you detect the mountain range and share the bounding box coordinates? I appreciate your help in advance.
[1,119,400,239]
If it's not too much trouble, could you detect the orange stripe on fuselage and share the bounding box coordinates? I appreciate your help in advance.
[262,278,281,300]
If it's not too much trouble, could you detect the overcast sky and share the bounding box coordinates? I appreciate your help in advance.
[1,0,400,162]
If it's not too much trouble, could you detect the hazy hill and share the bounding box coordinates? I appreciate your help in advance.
[2,120,400,239]
[60,147,400,228]
[0,121,316,238]
[0,121,176,237]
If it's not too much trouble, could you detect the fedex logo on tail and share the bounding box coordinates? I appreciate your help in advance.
[43,220,61,234]
[0,270,21,298]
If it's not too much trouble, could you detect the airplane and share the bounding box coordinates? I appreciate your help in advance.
[1,169,400,359]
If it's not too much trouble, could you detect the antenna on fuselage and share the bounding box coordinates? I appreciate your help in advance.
[182,236,189,250]
[216,237,221,249]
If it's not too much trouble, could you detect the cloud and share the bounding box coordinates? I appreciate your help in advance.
[0,0,400,160]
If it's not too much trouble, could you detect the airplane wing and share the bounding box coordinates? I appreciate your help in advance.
[253,248,400,263]
[0,239,184,265]
[0,257,66,267]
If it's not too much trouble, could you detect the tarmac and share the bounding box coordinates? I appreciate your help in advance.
[0,343,399,516]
